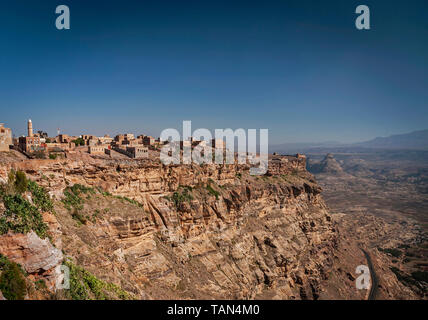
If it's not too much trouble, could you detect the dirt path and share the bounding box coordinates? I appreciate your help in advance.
[361,249,379,300]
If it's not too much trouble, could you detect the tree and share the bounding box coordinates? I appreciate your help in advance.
[0,259,27,300]
[14,171,28,194]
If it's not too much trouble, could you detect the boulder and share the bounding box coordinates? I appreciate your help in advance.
[0,231,63,274]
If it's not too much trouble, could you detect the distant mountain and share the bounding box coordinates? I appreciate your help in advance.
[269,141,342,155]
[271,130,428,155]
[308,153,344,175]
[355,130,428,150]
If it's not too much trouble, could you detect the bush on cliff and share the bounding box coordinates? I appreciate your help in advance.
[27,180,54,213]
[0,171,52,240]
[206,183,220,200]
[3,169,28,195]
[0,193,48,238]
[64,261,133,300]
[0,254,27,300]
[62,184,95,211]
[169,186,193,208]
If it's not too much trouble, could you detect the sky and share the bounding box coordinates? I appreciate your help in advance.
[0,0,427,144]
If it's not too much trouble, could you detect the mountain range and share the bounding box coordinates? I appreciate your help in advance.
[271,129,428,154]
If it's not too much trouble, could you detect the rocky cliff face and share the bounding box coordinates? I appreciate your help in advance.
[0,153,412,299]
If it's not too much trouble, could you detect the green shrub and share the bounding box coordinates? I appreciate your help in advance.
[114,195,143,208]
[0,255,27,300]
[206,184,220,200]
[27,180,53,212]
[0,194,48,238]
[64,261,133,300]
[170,186,193,208]
[71,209,88,225]
[14,171,28,194]
[4,170,28,195]
[35,279,47,290]
[62,184,95,212]
[71,138,85,146]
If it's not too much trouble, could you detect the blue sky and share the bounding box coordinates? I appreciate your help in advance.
[0,0,427,143]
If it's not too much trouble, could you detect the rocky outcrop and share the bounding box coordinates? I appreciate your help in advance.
[0,231,63,290]
[309,154,343,175]
[0,231,62,274]
[1,153,405,299]
[39,156,342,299]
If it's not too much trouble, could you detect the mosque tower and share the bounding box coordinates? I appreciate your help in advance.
[28,119,33,137]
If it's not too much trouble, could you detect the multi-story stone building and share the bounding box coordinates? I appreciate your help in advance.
[58,134,72,143]
[19,120,43,153]
[124,133,134,141]
[112,144,148,158]
[114,134,125,145]
[19,136,41,153]
[98,135,113,145]
[126,146,148,158]
[0,123,12,152]
[143,136,155,146]
[88,145,107,155]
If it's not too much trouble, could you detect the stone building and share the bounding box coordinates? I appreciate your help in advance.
[18,119,43,153]
[46,142,72,152]
[126,146,148,158]
[0,123,12,152]
[113,144,148,158]
[19,136,41,153]
[124,133,134,141]
[143,136,155,146]
[98,135,113,145]
[58,134,72,143]
[88,145,106,155]
[114,134,125,145]
[122,139,140,146]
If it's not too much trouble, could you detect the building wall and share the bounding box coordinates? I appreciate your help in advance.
[88,145,106,154]
[143,136,155,146]
[18,136,42,153]
[113,145,148,158]
[0,124,12,152]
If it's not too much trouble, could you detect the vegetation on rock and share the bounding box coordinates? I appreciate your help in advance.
[0,171,50,239]
[61,184,96,225]
[63,260,133,300]
[0,193,48,238]
[0,254,27,300]
[168,186,193,208]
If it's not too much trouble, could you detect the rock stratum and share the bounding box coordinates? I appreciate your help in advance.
[0,152,417,299]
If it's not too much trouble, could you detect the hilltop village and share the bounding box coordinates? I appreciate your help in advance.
[0,119,306,166]
[0,120,235,161]
[0,120,161,160]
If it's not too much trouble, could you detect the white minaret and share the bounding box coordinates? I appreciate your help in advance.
[28,119,33,137]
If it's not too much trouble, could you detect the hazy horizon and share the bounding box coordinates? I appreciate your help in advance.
[1,0,427,144]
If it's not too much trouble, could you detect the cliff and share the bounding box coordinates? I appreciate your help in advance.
[0,153,413,299]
